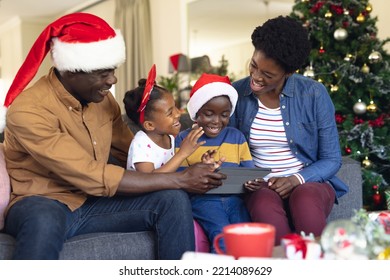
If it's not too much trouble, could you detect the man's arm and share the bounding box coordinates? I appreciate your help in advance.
[117,163,226,195]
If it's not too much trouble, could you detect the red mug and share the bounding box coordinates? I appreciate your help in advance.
[214,223,275,259]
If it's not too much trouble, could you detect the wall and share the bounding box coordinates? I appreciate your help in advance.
[371,0,390,52]
[150,0,188,76]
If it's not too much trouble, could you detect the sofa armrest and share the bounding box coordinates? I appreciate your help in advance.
[327,157,363,222]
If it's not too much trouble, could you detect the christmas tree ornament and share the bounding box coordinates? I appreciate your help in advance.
[344,53,354,62]
[365,4,373,13]
[366,100,377,113]
[361,63,370,74]
[372,185,382,206]
[325,11,332,19]
[334,27,348,41]
[345,147,352,154]
[318,45,325,54]
[356,13,365,23]
[321,219,368,259]
[353,99,367,114]
[303,65,315,78]
[368,51,382,63]
[330,85,339,92]
[362,156,372,168]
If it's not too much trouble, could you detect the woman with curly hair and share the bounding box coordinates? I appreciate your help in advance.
[230,16,348,245]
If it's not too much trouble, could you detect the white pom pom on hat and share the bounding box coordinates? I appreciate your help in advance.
[0,12,126,133]
[187,73,238,121]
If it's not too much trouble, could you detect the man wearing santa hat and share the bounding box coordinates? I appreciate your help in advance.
[1,12,225,260]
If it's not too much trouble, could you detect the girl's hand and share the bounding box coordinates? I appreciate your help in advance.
[177,126,205,157]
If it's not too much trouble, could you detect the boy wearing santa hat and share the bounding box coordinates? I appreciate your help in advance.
[175,73,254,253]
[1,13,225,260]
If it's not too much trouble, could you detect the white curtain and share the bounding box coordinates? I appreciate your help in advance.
[115,0,153,113]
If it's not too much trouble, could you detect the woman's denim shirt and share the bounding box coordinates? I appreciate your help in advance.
[230,74,348,199]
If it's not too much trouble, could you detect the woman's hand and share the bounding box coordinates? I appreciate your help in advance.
[267,175,300,199]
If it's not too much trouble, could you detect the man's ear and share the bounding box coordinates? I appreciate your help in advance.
[142,120,155,132]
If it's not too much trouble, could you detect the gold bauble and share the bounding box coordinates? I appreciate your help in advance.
[368,51,383,64]
[325,11,332,19]
[362,156,372,168]
[361,63,370,74]
[366,4,373,13]
[356,13,365,23]
[366,100,377,113]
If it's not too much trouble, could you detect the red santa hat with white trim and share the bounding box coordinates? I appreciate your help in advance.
[187,73,238,121]
[0,12,126,132]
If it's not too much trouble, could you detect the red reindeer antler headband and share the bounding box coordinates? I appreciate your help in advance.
[137,64,156,124]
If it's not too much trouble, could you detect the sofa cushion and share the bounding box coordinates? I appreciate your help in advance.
[0,231,156,260]
[0,143,10,230]
[60,231,155,260]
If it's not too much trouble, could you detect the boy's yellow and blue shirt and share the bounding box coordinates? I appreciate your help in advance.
[175,126,254,170]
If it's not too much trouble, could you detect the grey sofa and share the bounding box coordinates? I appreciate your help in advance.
[0,115,363,260]
[0,157,363,259]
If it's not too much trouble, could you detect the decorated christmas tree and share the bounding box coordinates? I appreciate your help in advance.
[290,0,390,210]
